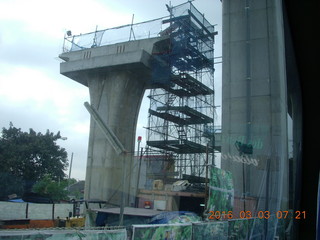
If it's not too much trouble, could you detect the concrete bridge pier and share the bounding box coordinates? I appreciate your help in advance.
[85,70,147,205]
[59,37,163,206]
[221,0,289,214]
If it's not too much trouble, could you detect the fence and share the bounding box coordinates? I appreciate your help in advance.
[0,201,83,220]
[0,217,288,239]
[63,17,168,53]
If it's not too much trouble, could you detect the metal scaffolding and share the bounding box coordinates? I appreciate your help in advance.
[145,1,218,186]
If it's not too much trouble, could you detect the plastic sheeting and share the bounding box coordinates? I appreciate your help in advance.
[205,167,290,238]
[227,217,287,240]
[192,221,228,240]
[0,228,127,240]
[132,218,287,240]
[0,219,288,239]
[149,211,200,224]
[207,167,234,213]
[132,223,192,240]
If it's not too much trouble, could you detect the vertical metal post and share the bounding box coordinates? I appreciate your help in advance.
[244,0,252,212]
[119,152,126,226]
[245,0,252,144]
[63,35,66,53]
[129,14,135,41]
[264,158,271,237]
[135,147,144,207]
[68,152,74,192]
[204,142,209,209]
[26,203,29,219]
[52,203,55,221]
[137,137,141,158]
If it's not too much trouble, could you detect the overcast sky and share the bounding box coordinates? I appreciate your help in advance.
[0,0,222,180]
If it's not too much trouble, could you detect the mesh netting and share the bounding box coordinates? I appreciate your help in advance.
[64,17,166,52]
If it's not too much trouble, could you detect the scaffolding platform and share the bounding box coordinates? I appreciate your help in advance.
[156,105,213,124]
[151,35,213,71]
[149,109,185,125]
[170,42,212,71]
[171,73,213,95]
[147,140,213,154]
[148,107,212,125]
[150,73,213,97]
[146,172,179,178]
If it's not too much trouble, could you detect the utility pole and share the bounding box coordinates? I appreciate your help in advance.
[68,152,74,192]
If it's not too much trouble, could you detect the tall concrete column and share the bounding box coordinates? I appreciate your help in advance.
[85,70,146,204]
[221,0,289,213]
[59,37,163,205]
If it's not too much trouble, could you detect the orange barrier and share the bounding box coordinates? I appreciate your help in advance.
[0,219,55,229]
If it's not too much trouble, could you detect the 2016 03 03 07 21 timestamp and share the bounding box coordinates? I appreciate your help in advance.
[208,210,306,220]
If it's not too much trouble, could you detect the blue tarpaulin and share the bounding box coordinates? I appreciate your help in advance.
[8,199,24,203]
[149,211,200,224]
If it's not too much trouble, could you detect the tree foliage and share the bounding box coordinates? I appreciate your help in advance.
[32,176,79,202]
[32,175,68,202]
[0,123,68,197]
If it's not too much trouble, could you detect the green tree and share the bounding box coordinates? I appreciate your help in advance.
[33,177,80,202]
[32,174,68,202]
[0,123,68,198]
